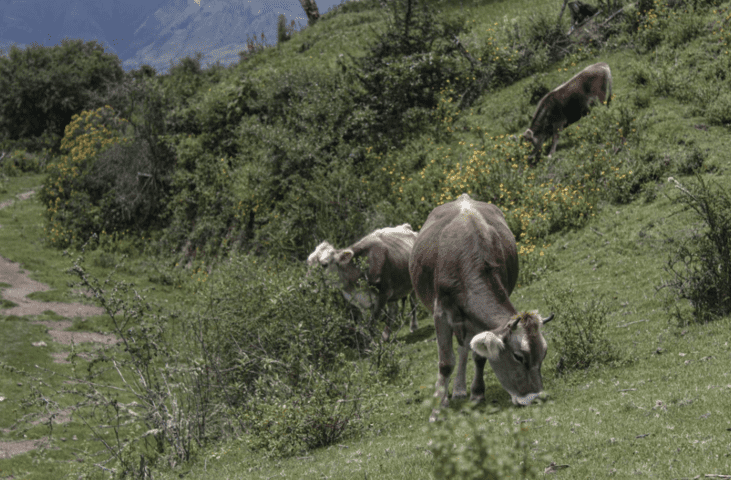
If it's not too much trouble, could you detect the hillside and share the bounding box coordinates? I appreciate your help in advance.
[166,50,731,478]
[1,0,731,478]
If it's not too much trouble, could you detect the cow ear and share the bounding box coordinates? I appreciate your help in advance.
[334,249,354,265]
[470,331,504,361]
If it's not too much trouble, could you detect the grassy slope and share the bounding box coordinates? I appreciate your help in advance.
[1,1,731,479]
[163,5,731,480]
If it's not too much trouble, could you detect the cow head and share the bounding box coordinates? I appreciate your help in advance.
[307,243,374,308]
[470,311,554,405]
[523,128,545,157]
[307,241,337,270]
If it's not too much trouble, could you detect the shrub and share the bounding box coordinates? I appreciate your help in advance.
[524,74,550,105]
[0,39,124,152]
[706,93,731,126]
[661,175,731,325]
[162,68,379,259]
[39,106,134,247]
[676,144,707,175]
[429,409,546,480]
[245,362,364,457]
[349,0,467,149]
[64,253,234,476]
[194,254,388,456]
[543,286,621,374]
[0,149,47,176]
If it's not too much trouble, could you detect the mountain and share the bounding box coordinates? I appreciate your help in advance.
[0,0,343,73]
[123,0,307,72]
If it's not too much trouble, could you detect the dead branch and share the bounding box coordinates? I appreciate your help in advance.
[568,10,603,36]
[600,3,636,28]
[616,319,648,328]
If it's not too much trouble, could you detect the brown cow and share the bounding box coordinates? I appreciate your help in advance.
[307,224,418,339]
[409,194,554,421]
[524,62,612,160]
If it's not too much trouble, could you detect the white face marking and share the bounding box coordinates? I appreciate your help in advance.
[307,241,336,267]
[520,334,530,352]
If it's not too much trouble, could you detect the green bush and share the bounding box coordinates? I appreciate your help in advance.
[676,144,707,175]
[161,67,380,259]
[0,39,124,152]
[192,254,392,456]
[37,71,177,251]
[349,0,467,149]
[39,106,134,247]
[543,286,622,374]
[0,149,47,176]
[662,175,731,325]
[429,409,546,480]
[706,93,731,126]
[245,362,364,457]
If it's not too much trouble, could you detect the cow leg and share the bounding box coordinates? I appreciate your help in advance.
[382,302,399,341]
[408,292,418,332]
[371,295,392,341]
[548,131,560,157]
[548,121,566,157]
[452,343,469,399]
[471,352,487,403]
[431,298,456,422]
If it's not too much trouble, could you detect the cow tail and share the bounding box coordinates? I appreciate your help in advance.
[605,67,613,107]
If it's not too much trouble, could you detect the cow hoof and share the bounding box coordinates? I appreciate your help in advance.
[429,409,441,422]
[451,391,468,400]
[470,395,486,404]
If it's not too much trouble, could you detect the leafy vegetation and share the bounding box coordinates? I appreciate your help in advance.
[2,0,731,478]
[0,39,124,153]
[661,175,731,324]
[544,286,623,374]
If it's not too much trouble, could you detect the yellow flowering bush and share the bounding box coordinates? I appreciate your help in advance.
[380,93,636,286]
[39,106,132,247]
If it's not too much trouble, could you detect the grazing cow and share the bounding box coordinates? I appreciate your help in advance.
[307,224,419,339]
[409,194,554,421]
[524,62,612,160]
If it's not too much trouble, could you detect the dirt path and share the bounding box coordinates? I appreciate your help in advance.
[0,190,115,459]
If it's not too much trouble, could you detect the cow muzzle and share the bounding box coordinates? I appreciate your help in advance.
[511,390,548,406]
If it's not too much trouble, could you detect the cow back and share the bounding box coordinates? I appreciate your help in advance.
[347,224,417,297]
[410,194,518,332]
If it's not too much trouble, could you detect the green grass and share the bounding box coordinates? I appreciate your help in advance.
[160,5,731,478]
[3,0,731,478]
[0,187,200,479]
[157,176,731,479]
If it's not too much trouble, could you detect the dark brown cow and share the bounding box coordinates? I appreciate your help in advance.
[307,224,418,338]
[409,194,553,421]
[524,62,612,160]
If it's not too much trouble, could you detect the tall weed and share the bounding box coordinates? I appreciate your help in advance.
[543,286,622,374]
[429,409,547,479]
[661,176,731,325]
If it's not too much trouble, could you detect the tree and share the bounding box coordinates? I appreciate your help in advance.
[0,39,124,152]
[299,0,320,26]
